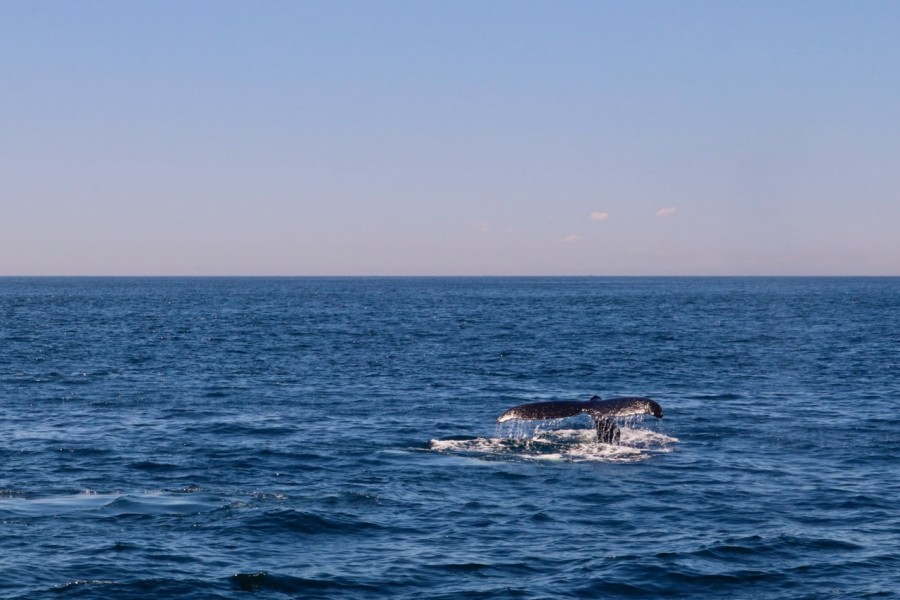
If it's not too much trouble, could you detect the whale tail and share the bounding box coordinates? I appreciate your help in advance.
[496,395,663,443]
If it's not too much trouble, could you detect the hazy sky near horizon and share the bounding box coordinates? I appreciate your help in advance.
[3,1,899,275]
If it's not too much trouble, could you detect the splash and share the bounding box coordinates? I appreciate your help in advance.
[429,416,677,464]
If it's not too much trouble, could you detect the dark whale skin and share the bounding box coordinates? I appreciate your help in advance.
[497,396,663,423]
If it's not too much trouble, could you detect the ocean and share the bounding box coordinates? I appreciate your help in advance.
[1,277,898,598]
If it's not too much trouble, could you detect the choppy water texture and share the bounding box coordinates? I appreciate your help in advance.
[1,277,899,599]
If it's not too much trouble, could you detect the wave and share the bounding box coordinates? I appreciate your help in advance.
[49,577,235,599]
[242,509,387,535]
[231,571,381,595]
[0,490,223,519]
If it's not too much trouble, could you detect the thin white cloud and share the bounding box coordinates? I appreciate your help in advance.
[563,234,582,243]
[589,211,610,221]
[470,221,491,234]
[656,207,676,218]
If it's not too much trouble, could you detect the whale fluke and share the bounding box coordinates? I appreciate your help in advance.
[496,396,663,443]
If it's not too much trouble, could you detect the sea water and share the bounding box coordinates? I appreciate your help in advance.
[1,277,898,598]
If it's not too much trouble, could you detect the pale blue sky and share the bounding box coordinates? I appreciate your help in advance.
[2,1,899,275]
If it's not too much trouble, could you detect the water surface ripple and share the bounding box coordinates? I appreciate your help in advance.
[1,277,899,598]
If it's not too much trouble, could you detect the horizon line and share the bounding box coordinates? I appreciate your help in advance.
[2,274,898,279]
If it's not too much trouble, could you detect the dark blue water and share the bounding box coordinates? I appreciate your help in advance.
[2,277,899,599]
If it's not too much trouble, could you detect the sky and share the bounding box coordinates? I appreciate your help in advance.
[2,0,899,276]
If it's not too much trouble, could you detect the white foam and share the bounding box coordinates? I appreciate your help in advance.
[429,426,676,464]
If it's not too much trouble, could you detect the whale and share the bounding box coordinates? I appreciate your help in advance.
[497,396,663,444]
